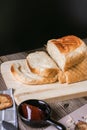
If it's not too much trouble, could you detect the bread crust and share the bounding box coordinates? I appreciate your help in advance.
[65,58,87,84]
[26,51,59,77]
[64,51,86,71]
[58,70,66,83]
[11,61,58,85]
[26,59,59,78]
[47,35,87,71]
[75,121,87,130]
[49,35,83,54]
[0,94,13,110]
[58,57,87,84]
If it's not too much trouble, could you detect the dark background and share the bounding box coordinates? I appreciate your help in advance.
[0,0,87,55]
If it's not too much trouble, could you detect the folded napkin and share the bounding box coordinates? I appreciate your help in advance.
[0,88,18,130]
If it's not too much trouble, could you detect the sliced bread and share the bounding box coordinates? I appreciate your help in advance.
[26,51,59,77]
[11,60,58,85]
[58,57,87,84]
[46,35,87,71]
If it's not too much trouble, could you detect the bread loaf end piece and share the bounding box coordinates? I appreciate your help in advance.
[47,35,87,71]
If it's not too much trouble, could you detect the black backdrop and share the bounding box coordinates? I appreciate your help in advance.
[0,0,87,55]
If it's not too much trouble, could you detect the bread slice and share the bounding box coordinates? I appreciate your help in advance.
[0,94,13,110]
[11,60,58,85]
[58,57,87,84]
[26,51,59,77]
[47,35,87,71]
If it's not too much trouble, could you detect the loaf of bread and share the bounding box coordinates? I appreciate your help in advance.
[46,35,87,71]
[58,57,87,84]
[10,35,87,85]
[26,51,59,77]
[11,60,58,85]
[0,94,13,110]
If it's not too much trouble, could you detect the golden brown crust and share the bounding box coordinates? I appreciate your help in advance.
[58,70,66,83]
[50,35,83,54]
[27,61,59,78]
[11,63,58,85]
[26,58,59,78]
[65,57,87,84]
[75,121,87,130]
[0,94,13,110]
[64,51,86,71]
[58,57,87,84]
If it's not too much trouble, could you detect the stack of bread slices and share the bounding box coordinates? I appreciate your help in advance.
[11,35,87,85]
[11,51,59,85]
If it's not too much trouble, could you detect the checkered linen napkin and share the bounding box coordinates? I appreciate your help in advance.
[0,88,18,130]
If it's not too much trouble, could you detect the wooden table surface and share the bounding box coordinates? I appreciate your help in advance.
[0,39,87,130]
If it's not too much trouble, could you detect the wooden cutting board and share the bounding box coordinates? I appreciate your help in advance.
[1,59,87,105]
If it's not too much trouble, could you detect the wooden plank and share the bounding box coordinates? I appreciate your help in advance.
[1,59,87,105]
